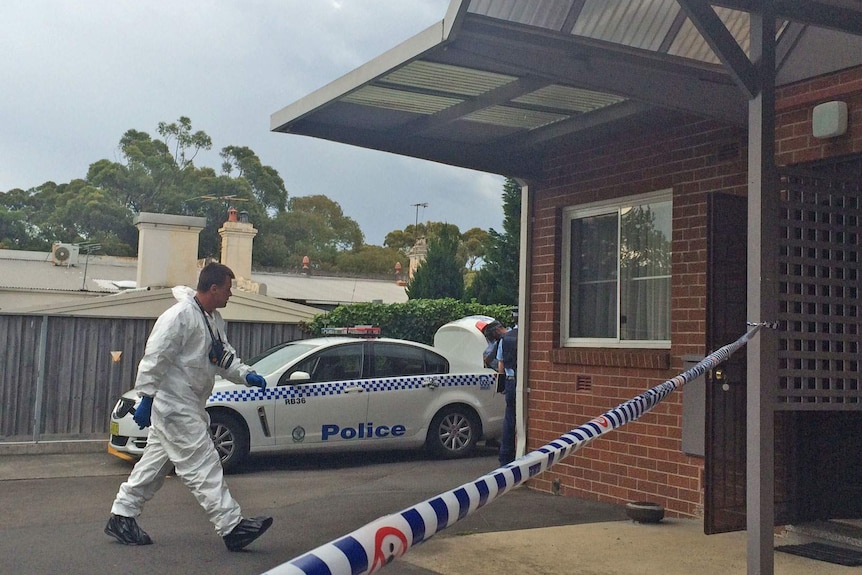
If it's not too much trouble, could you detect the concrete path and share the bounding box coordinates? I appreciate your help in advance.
[402,517,860,575]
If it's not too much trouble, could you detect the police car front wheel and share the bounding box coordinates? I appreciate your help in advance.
[209,410,250,473]
[426,405,480,459]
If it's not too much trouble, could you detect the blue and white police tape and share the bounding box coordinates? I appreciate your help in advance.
[261,323,770,575]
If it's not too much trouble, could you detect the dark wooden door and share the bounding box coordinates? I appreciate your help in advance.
[704,193,749,534]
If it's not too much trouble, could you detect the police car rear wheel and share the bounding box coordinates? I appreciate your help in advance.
[426,405,479,459]
[209,410,250,473]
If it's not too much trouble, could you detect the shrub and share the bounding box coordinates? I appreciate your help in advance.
[302,298,515,345]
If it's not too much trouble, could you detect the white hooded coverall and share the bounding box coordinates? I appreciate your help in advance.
[111,286,253,536]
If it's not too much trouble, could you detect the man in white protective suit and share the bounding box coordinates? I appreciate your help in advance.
[105,262,272,551]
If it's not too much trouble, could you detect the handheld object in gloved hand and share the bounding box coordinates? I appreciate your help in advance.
[133,396,153,429]
[245,373,266,389]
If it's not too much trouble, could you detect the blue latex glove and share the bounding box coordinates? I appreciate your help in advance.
[133,396,153,429]
[246,373,266,389]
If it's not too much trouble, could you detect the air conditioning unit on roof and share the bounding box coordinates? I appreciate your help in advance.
[52,242,80,266]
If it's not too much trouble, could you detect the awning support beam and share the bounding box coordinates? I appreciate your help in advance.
[746,2,778,574]
[440,34,746,124]
[678,0,759,98]
[399,75,552,137]
[713,0,862,36]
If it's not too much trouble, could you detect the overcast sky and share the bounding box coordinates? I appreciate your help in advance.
[0,0,505,246]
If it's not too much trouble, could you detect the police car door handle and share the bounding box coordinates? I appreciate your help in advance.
[344,386,364,393]
[422,378,439,389]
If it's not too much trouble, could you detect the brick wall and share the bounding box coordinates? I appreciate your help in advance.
[526,116,747,518]
[523,65,862,518]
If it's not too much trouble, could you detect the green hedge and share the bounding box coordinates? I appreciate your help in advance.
[302,298,515,345]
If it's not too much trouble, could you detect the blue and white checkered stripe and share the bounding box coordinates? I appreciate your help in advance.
[260,326,767,575]
[209,381,347,404]
[363,373,493,392]
[208,373,494,405]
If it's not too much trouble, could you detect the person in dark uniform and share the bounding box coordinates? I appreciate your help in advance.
[483,321,518,465]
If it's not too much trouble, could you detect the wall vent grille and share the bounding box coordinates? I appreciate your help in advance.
[576,375,592,392]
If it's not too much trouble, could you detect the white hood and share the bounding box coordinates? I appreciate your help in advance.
[172,285,196,303]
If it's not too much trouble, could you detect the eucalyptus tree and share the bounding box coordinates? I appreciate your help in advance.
[256,195,364,271]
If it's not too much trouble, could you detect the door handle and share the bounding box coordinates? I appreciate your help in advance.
[711,368,730,392]
[713,368,743,391]
[344,386,364,393]
[422,378,439,389]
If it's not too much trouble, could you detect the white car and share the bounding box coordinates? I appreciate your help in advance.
[109,335,503,471]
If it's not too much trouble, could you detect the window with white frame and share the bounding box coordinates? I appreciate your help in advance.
[562,190,672,348]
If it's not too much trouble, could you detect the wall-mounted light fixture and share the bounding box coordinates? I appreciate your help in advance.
[812,101,848,139]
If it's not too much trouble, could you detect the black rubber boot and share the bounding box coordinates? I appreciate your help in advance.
[105,514,153,545]
[223,516,273,551]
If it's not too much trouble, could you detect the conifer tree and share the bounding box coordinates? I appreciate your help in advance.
[406,224,464,300]
[464,178,520,305]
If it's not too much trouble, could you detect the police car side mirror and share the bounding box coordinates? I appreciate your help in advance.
[289,371,311,383]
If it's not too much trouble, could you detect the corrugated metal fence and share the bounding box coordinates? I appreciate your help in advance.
[0,314,305,442]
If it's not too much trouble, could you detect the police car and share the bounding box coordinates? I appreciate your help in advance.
[109,322,503,471]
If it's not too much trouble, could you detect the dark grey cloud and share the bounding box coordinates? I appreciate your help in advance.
[0,0,504,245]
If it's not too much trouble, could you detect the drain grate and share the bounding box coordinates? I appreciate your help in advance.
[776,542,862,566]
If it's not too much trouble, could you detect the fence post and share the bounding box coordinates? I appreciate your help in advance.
[32,316,48,442]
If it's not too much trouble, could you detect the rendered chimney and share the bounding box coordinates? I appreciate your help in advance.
[134,212,207,288]
[218,208,258,281]
[407,237,427,280]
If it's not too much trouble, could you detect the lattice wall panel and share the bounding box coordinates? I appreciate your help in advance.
[777,159,862,410]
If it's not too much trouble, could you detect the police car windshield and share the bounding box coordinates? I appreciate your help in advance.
[247,342,319,375]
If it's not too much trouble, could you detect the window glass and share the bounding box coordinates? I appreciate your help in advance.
[620,201,672,341]
[423,349,449,375]
[248,342,319,375]
[564,193,672,346]
[570,212,618,338]
[290,344,363,382]
[372,343,449,377]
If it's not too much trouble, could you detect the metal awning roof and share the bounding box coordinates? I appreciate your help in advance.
[271,0,862,179]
